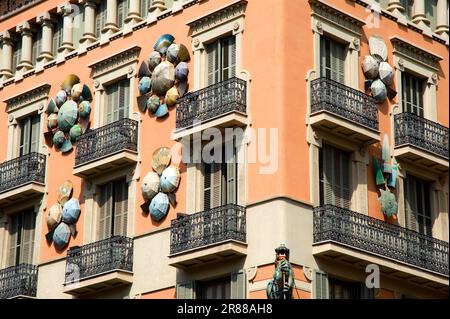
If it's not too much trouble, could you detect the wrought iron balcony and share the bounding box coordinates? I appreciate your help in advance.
[175,77,247,130]
[170,204,246,255]
[0,264,38,299]
[313,205,449,276]
[0,152,46,194]
[64,236,133,284]
[394,112,449,159]
[74,118,138,167]
[310,77,379,131]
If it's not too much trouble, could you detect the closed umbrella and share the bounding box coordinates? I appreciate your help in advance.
[381,134,391,174]
[53,222,71,250]
[62,198,81,224]
[160,167,180,193]
[152,147,171,175]
[150,192,169,221]
[372,155,385,187]
[81,84,93,102]
[151,61,175,96]
[47,203,62,230]
[153,34,175,55]
[58,100,78,132]
[57,180,73,205]
[141,172,160,201]
[177,43,190,62]
[387,159,398,189]
[138,61,152,78]
[176,80,188,97]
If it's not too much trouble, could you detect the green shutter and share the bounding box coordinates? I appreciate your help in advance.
[20,211,35,264]
[30,114,40,153]
[119,78,130,120]
[231,269,246,299]
[113,180,128,236]
[19,117,31,156]
[320,36,345,83]
[98,182,113,240]
[177,281,196,299]
[313,269,329,299]
[221,36,236,81]
[8,214,19,267]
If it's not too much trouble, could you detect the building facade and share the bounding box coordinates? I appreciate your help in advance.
[0,0,448,299]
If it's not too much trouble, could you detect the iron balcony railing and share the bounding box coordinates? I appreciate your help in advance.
[310,77,379,131]
[74,118,138,167]
[65,236,133,284]
[394,112,449,159]
[313,205,449,276]
[176,77,247,129]
[170,204,246,255]
[0,152,46,194]
[0,264,38,299]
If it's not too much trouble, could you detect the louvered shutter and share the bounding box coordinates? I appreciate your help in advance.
[211,163,223,208]
[113,180,128,236]
[203,163,212,210]
[118,79,130,120]
[320,36,327,78]
[140,0,149,18]
[19,117,30,156]
[313,270,329,299]
[331,40,345,83]
[95,1,107,39]
[72,4,85,49]
[404,175,418,232]
[31,30,41,66]
[12,40,21,72]
[20,211,35,265]
[226,140,237,205]
[8,214,19,267]
[425,0,438,30]
[98,183,113,240]
[117,0,128,29]
[206,42,218,86]
[230,269,246,299]
[106,82,118,124]
[177,281,196,299]
[221,36,236,81]
[360,283,375,299]
[30,114,40,154]
[52,19,63,57]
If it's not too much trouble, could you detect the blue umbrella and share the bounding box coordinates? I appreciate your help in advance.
[53,222,71,249]
[78,100,91,118]
[175,62,188,82]
[153,34,175,55]
[62,198,81,224]
[139,76,152,95]
[150,192,169,221]
[160,167,180,193]
[154,104,168,118]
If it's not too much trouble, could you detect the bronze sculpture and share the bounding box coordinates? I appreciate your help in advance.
[267,244,295,299]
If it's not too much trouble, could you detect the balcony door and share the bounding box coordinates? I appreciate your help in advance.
[19,114,40,156]
[401,72,425,117]
[97,179,129,240]
[320,36,346,84]
[197,277,231,299]
[205,35,236,86]
[105,78,130,124]
[404,175,432,236]
[8,210,35,267]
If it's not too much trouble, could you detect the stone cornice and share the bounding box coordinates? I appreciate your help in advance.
[88,45,141,78]
[4,83,50,113]
[391,36,443,71]
[186,0,247,36]
[309,0,365,36]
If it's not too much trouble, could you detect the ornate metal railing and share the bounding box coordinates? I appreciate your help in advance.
[0,153,46,194]
[74,118,138,167]
[0,0,43,19]
[313,205,449,276]
[394,112,449,159]
[310,77,379,131]
[170,204,246,255]
[0,264,38,299]
[176,77,247,129]
[65,236,133,284]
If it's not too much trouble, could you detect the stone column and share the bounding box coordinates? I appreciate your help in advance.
[16,22,34,72]
[36,12,56,63]
[387,0,405,15]
[57,3,75,55]
[79,0,97,46]
[0,31,14,80]
[103,0,119,36]
[149,0,167,19]
[435,0,449,39]
[411,0,430,28]
[125,0,142,27]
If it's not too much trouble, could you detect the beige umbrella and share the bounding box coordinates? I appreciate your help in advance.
[151,61,175,96]
[57,180,73,206]
[142,172,160,201]
[152,147,171,175]
[160,166,181,193]
[47,203,62,230]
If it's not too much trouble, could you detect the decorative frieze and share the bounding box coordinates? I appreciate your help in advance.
[391,37,442,71]
[4,83,50,113]
[88,45,141,77]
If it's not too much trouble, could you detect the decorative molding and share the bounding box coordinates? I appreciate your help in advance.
[309,0,365,36]
[391,37,442,71]
[246,266,257,281]
[4,84,50,113]
[303,266,313,281]
[186,0,247,36]
[88,45,141,78]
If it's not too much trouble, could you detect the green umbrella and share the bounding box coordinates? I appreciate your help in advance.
[58,100,78,132]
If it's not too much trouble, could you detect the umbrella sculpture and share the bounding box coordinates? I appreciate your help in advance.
[46,180,81,250]
[142,147,181,222]
[45,74,92,153]
[362,36,396,103]
[137,34,190,119]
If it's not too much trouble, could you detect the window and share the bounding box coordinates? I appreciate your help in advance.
[95,0,107,39]
[72,4,85,49]
[97,179,129,240]
[52,18,63,57]
[8,210,35,267]
[320,36,346,83]
[140,0,150,19]
[205,35,236,86]
[198,277,231,299]
[105,78,130,124]
[401,0,414,19]
[202,142,237,210]
[329,278,374,299]
[425,0,438,31]
[12,39,22,72]
[18,114,40,156]
[404,175,432,236]
[31,30,42,67]
[117,0,129,29]
[401,72,425,117]
[319,144,351,209]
